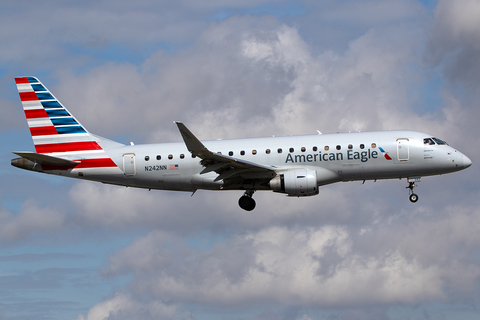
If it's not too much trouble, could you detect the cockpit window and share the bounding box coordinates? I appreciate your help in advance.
[424,138,435,145]
[432,137,448,145]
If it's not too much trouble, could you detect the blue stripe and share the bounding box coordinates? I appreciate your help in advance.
[46,109,70,117]
[378,147,385,153]
[36,92,55,100]
[51,118,78,126]
[56,126,86,134]
[41,101,62,109]
[31,84,47,92]
[27,77,39,83]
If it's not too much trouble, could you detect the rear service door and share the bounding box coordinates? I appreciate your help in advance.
[123,154,136,176]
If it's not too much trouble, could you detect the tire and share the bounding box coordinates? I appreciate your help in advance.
[239,196,256,211]
[409,193,419,203]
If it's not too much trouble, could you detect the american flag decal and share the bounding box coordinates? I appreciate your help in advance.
[170,164,179,170]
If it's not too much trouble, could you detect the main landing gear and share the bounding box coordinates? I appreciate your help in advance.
[238,190,256,211]
[406,179,420,203]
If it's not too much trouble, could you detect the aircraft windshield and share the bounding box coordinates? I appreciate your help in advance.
[424,138,435,145]
[432,137,448,145]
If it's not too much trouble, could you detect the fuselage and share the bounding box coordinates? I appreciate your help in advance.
[65,130,470,192]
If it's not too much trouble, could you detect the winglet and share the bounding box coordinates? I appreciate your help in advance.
[174,122,209,156]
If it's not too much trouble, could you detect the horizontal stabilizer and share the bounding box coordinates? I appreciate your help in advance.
[13,152,79,166]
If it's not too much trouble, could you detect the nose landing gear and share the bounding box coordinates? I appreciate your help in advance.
[239,189,256,211]
[406,177,421,203]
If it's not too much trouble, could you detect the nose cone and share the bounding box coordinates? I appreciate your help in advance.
[463,155,472,169]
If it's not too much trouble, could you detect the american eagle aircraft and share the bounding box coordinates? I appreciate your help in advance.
[12,77,472,211]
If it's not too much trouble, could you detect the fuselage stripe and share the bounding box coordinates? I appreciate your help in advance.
[41,158,117,171]
[75,158,117,168]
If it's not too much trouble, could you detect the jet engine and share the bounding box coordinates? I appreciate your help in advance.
[269,169,318,196]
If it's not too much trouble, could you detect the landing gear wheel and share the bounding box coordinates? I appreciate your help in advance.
[238,196,256,211]
[406,180,420,204]
[409,193,419,203]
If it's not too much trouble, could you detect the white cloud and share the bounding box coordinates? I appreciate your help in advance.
[101,203,480,308]
[0,199,65,242]
[75,292,177,320]
[50,14,437,145]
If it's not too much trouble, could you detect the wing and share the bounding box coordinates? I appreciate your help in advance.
[175,122,277,187]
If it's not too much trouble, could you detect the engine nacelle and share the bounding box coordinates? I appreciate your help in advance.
[269,169,319,196]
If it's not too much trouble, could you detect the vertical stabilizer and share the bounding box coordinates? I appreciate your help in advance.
[14,77,119,170]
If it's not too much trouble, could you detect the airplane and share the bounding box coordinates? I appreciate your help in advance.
[11,76,472,211]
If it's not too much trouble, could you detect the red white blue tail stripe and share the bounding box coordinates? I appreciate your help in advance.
[15,76,118,170]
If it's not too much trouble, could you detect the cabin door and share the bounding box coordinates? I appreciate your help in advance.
[396,139,409,161]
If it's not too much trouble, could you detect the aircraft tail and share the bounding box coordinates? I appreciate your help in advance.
[14,76,122,170]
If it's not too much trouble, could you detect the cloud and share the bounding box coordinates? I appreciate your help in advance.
[99,202,480,309]
[75,292,177,320]
[47,13,437,147]
[0,199,65,242]
[428,0,480,87]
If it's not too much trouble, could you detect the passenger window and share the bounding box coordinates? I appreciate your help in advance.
[217,152,222,155]
[278,148,282,154]
[360,144,365,149]
[301,147,306,152]
[348,144,353,150]
[240,150,245,156]
[145,156,150,161]
[313,146,318,152]
[156,155,161,160]
[336,145,341,150]
[371,143,376,148]
[229,151,234,156]
[180,154,185,159]
[168,154,173,160]
[266,149,271,154]
[289,148,294,153]
[324,146,329,151]
[252,150,257,155]
[191,154,196,158]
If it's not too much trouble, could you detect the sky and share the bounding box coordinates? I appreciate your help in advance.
[1,0,480,319]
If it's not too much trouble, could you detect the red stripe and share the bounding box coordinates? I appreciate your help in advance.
[41,158,117,171]
[30,126,58,136]
[25,109,49,119]
[35,141,103,153]
[15,77,29,84]
[19,91,38,101]
[75,158,117,168]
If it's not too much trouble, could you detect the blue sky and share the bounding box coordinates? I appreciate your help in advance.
[1,0,480,319]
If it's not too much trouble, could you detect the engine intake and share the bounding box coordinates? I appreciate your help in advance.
[269,169,318,196]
